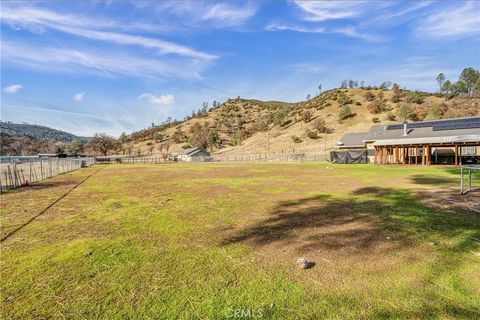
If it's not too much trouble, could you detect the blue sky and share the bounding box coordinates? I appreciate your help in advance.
[1,0,479,136]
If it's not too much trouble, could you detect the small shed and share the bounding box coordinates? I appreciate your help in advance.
[177,147,211,162]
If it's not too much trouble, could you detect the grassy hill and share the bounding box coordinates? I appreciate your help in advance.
[0,122,90,143]
[125,88,480,156]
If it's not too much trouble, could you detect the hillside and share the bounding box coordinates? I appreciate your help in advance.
[0,122,90,143]
[125,88,480,156]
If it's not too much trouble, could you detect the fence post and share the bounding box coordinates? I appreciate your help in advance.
[13,161,18,188]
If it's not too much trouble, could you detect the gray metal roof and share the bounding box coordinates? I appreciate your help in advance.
[364,116,480,144]
[337,132,368,148]
[179,147,210,156]
[372,135,480,146]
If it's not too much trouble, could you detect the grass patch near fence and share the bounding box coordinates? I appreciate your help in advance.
[1,163,479,319]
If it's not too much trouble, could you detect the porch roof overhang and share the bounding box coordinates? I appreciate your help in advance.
[372,135,480,147]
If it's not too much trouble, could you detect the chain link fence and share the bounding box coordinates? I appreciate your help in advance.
[0,157,94,191]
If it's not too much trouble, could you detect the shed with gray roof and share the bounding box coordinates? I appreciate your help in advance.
[177,147,211,162]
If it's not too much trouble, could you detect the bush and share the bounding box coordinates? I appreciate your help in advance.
[406,91,425,104]
[368,100,386,114]
[387,112,396,121]
[291,135,302,143]
[398,103,417,121]
[305,129,318,139]
[301,110,313,122]
[372,117,380,123]
[364,91,376,101]
[425,103,447,120]
[312,118,329,133]
[339,106,354,121]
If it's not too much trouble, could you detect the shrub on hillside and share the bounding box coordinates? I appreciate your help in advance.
[368,100,387,114]
[372,117,380,123]
[312,118,329,133]
[301,110,313,122]
[338,106,354,121]
[387,112,396,121]
[406,91,425,104]
[364,91,376,101]
[337,91,352,107]
[391,83,402,102]
[398,103,417,122]
[305,129,318,139]
[291,135,302,143]
[425,103,448,120]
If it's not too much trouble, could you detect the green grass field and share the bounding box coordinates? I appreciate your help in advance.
[1,163,479,319]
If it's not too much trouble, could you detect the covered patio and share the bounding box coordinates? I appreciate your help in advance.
[373,138,479,166]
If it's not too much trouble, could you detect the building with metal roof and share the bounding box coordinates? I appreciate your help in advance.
[177,147,211,162]
[337,132,368,149]
[338,116,480,165]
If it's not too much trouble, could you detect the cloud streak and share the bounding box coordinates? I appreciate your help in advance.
[415,1,480,39]
[3,84,23,93]
[292,1,369,21]
[138,93,175,105]
[266,22,382,41]
[1,5,216,61]
[2,40,209,80]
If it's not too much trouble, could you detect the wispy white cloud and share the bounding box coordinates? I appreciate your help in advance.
[2,40,208,80]
[143,1,258,28]
[266,22,382,41]
[3,84,23,94]
[0,6,216,61]
[292,0,369,21]
[201,3,257,26]
[415,1,480,39]
[331,26,383,42]
[374,1,433,22]
[73,92,85,102]
[289,63,327,74]
[265,22,325,33]
[138,93,175,105]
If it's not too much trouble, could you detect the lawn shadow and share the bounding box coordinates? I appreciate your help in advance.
[221,186,480,318]
[222,190,394,254]
[222,186,480,254]
[410,174,456,186]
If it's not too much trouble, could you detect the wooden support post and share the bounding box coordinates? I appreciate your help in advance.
[455,145,458,166]
[415,147,418,165]
[459,145,462,166]
[395,146,399,164]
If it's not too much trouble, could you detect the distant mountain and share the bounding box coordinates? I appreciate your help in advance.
[0,122,90,143]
